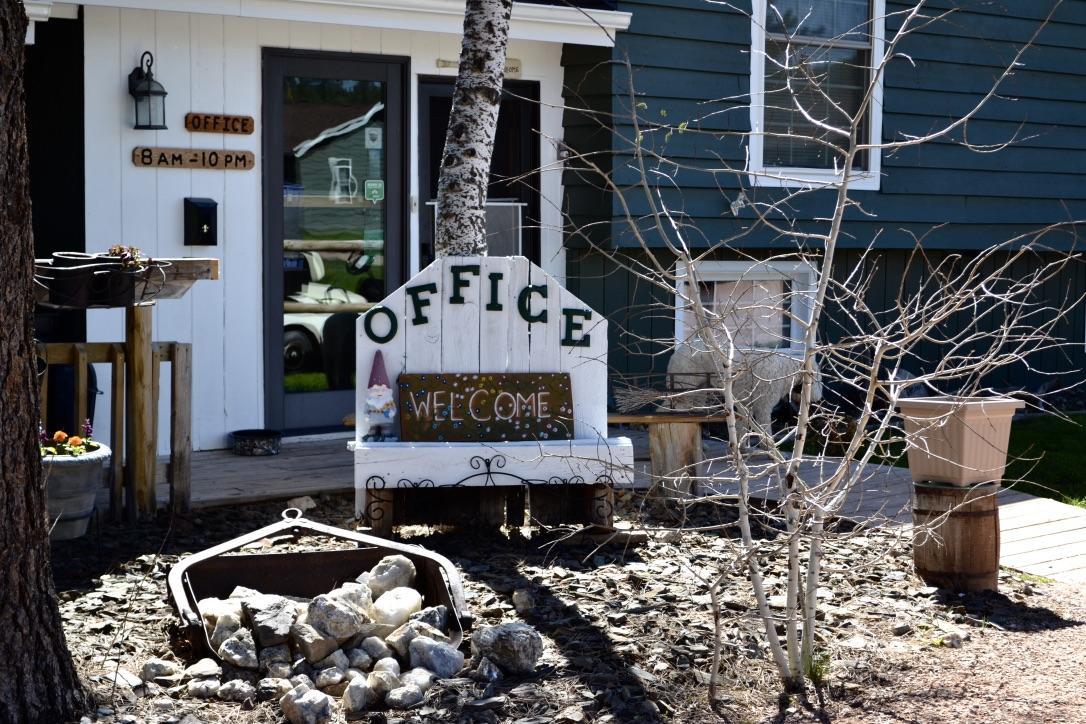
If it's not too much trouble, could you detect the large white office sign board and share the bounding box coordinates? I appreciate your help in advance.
[349,256,633,519]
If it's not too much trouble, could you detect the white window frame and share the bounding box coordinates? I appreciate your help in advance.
[674,260,818,355]
[748,0,885,191]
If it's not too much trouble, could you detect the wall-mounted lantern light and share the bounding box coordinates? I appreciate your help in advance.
[128,51,167,130]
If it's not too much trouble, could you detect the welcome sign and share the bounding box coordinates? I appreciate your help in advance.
[397,373,574,442]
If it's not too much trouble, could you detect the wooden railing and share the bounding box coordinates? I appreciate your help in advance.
[37,341,192,520]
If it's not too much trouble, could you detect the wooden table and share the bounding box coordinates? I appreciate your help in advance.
[36,257,220,520]
[608,413,732,495]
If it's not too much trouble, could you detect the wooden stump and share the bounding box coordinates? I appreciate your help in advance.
[912,481,1000,592]
[648,422,704,497]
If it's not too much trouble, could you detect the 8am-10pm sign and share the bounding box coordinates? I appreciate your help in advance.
[397,372,574,442]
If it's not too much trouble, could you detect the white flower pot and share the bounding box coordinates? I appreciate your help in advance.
[43,443,110,540]
[896,397,1023,486]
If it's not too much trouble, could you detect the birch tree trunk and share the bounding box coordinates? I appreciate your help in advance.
[0,2,88,721]
[435,0,512,257]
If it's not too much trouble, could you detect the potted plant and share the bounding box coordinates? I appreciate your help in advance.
[41,420,111,540]
[896,395,1024,486]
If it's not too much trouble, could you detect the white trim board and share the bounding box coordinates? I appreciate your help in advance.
[71,0,631,46]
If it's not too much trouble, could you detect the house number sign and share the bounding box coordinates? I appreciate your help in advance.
[397,372,574,443]
[131,147,254,170]
[185,113,255,135]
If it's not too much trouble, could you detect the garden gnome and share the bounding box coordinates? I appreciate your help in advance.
[365,350,397,440]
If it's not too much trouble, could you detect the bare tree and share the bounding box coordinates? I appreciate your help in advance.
[557,0,1080,694]
[435,0,512,257]
[0,1,88,721]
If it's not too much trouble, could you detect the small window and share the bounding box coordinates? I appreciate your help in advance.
[748,0,884,190]
[675,261,817,354]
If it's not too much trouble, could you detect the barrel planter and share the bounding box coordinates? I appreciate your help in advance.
[43,443,110,540]
[912,481,1000,592]
[897,396,1024,486]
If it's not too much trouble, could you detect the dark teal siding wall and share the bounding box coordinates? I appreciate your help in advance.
[561,1,1086,391]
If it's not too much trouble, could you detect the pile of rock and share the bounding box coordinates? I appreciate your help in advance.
[174,554,469,722]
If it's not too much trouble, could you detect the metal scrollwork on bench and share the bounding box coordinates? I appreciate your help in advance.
[365,455,616,491]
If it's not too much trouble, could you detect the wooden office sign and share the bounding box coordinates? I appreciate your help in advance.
[132,147,254,170]
[398,372,574,443]
[185,112,255,135]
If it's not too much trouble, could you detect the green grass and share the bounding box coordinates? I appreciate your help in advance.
[1004,413,1086,508]
[285,372,330,393]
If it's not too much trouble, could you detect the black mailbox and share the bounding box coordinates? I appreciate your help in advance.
[184,197,218,246]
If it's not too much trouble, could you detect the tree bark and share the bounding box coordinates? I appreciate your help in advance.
[0,3,88,721]
[435,0,512,257]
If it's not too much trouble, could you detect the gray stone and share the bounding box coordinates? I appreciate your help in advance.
[346,648,373,671]
[142,658,181,683]
[410,605,449,632]
[361,636,393,661]
[345,668,366,682]
[265,662,292,679]
[342,678,375,718]
[259,644,291,667]
[512,589,534,614]
[218,629,259,669]
[385,684,424,709]
[314,666,345,690]
[408,636,465,679]
[315,649,349,672]
[373,657,400,676]
[401,667,436,692]
[385,620,449,660]
[186,678,220,699]
[941,632,964,648]
[182,658,221,681]
[257,677,293,701]
[366,670,401,699]
[217,679,256,702]
[470,623,543,675]
[210,612,243,650]
[334,582,374,614]
[280,684,334,724]
[473,656,502,683]
[290,623,339,664]
[290,658,314,680]
[243,595,298,648]
[892,622,914,636]
[367,555,416,598]
[307,593,370,640]
[290,674,315,690]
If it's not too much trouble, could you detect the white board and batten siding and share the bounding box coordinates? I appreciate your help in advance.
[351,256,633,512]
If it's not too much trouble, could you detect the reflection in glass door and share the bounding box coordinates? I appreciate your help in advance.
[264,51,405,431]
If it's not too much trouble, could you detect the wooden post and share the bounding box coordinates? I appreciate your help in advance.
[73,344,88,432]
[125,303,156,520]
[110,344,126,521]
[366,487,395,537]
[169,343,192,514]
[38,348,48,430]
[648,421,704,497]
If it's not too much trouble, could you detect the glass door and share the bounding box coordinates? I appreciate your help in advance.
[263,50,406,431]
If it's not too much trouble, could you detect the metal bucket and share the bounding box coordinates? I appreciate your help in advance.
[168,510,471,658]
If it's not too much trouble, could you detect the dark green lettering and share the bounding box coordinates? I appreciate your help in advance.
[561,308,592,347]
[486,272,503,311]
[363,306,398,343]
[518,284,548,324]
[448,264,480,304]
[405,282,438,325]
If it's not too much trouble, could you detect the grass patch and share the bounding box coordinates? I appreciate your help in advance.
[1004,413,1086,507]
[285,372,330,393]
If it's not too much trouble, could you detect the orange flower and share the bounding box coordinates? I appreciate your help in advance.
[68,436,83,447]
[52,431,68,443]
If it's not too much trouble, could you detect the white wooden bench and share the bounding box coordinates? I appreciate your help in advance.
[350,256,633,534]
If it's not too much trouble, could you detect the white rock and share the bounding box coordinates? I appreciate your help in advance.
[210,611,243,650]
[307,593,370,640]
[290,623,339,664]
[401,667,436,693]
[197,597,242,629]
[372,588,423,629]
[315,650,349,672]
[366,670,401,699]
[229,585,263,599]
[385,684,424,709]
[141,658,180,683]
[315,666,345,689]
[373,657,400,676]
[408,636,465,679]
[345,668,366,682]
[281,685,333,724]
[386,620,449,660]
[346,648,373,671]
[182,658,221,681]
[289,674,315,690]
[218,629,259,669]
[257,677,293,701]
[342,678,375,716]
[286,495,318,511]
[366,555,416,598]
[217,679,256,702]
[186,678,220,699]
[361,637,393,661]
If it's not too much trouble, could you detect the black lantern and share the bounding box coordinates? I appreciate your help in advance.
[128,51,167,130]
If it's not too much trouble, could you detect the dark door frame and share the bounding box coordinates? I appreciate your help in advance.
[416,76,541,268]
[262,48,410,432]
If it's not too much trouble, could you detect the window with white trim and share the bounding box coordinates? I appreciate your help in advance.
[675,261,817,354]
[748,0,885,190]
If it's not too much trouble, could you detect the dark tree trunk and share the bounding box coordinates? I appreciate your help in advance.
[0,3,87,722]
[435,0,512,257]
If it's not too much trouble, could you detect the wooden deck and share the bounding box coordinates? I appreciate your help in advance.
[105,430,1086,585]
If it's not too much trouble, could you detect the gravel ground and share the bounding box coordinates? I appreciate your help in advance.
[51,492,1086,724]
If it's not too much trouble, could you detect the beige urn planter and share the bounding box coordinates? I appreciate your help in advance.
[896,396,1024,486]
